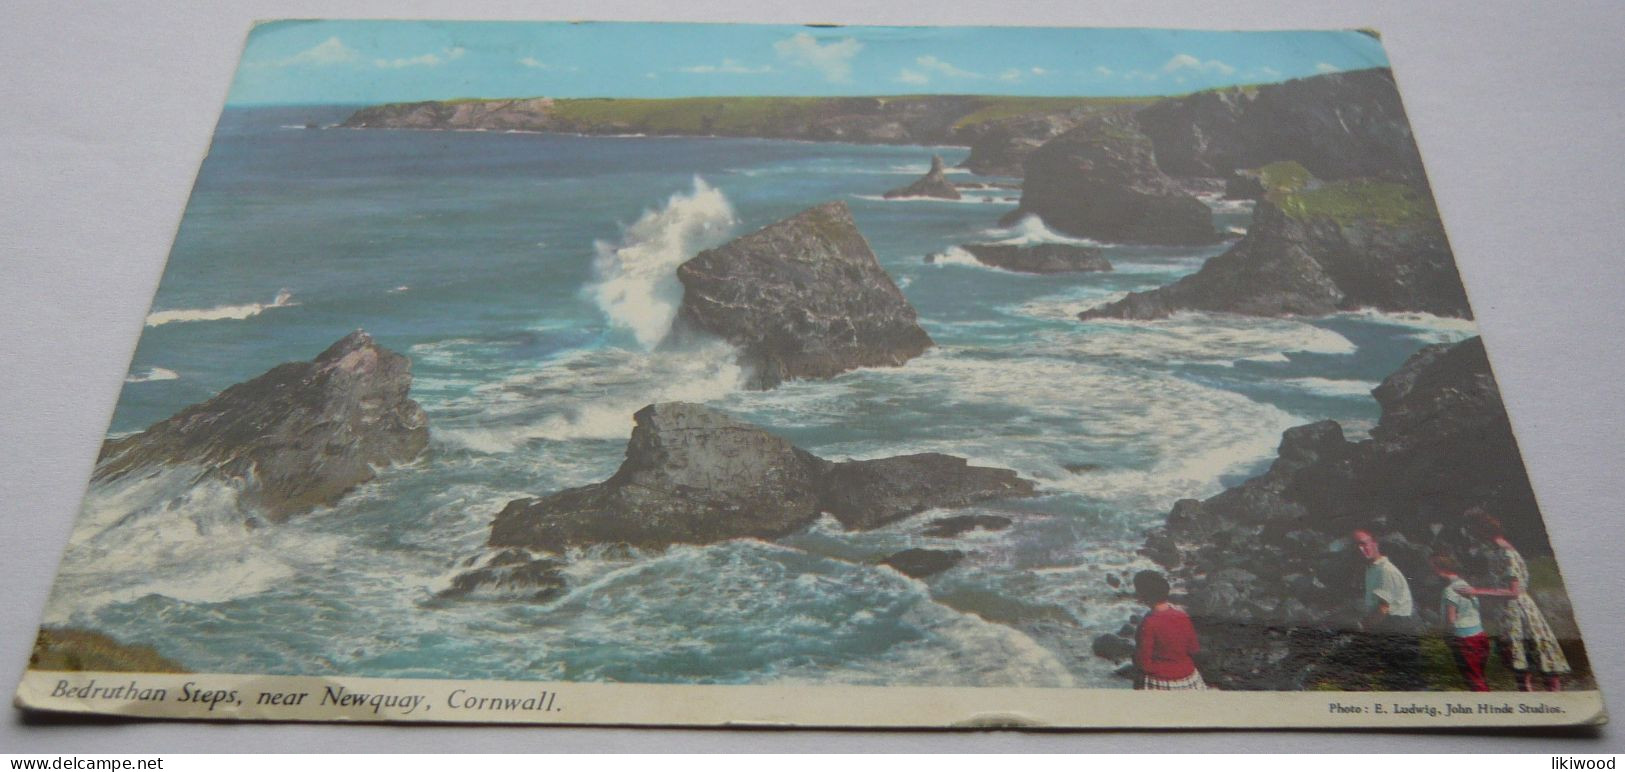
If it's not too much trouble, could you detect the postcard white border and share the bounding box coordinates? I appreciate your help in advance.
[14,671,1607,729]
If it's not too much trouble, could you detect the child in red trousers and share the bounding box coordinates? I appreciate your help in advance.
[1432,554,1490,691]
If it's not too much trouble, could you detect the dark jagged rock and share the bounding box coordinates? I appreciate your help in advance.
[1145,337,1583,689]
[488,403,826,552]
[1004,114,1221,245]
[1136,68,1427,182]
[1091,632,1136,662]
[820,454,1035,530]
[883,156,961,200]
[1223,171,1267,200]
[960,110,1096,176]
[931,587,1077,628]
[1078,191,1470,321]
[670,201,934,389]
[947,243,1112,274]
[880,548,965,579]
[921,514,1013,538]
[440,550,567,602]
[487,403,1036,553]
[94,331,429,522]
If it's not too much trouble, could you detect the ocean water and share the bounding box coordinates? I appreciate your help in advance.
[45,105,1478,687]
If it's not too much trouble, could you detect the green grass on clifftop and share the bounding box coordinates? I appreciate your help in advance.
[31,627,188,673]
[429,95,1151,135]
[1272,180,1439,226]
[1259,160,1312,193]
[547,96,832,133]
[946,96,1153,129]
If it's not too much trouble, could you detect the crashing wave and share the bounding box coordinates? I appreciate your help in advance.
[588,178,736,349]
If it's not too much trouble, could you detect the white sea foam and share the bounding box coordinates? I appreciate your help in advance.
[927,246,997,270]
[887,162,972,176]
[43,466,346,620]
[1332,308,1480,345]
[520,540,1073,687]
[145,289,297,327]
[124,367,179,383]
[746,346,1304,515]
[588,178,737,349]
[1280,377,1381,399]
[980,214,1111,247]
[849,194,1006,206]
[433,341,745,454]
[1065,313,1359,366]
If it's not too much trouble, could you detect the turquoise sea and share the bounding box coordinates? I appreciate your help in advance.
[45,105,1477,687]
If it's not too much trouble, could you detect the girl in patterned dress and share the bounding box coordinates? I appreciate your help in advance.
[1463,509,1571,691]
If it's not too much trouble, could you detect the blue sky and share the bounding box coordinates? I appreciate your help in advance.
[227,21,1391,105]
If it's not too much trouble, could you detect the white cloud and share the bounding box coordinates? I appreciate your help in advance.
[253,36,360,68]
[1162,53,1236,76]
[375,47,465,69]
[916,55,982,79]
[1093,66,1114,77]
[1315,62,1342,74]
[895,69,929,85]
[1030,67,1049,76]
[1251,66,1284,80]
[678,59,773,75]
[998,68,1024,82]
[519,57,577,72]
[773,33,863,82]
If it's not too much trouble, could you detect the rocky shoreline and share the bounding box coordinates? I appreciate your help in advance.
[1127,337,1583,689]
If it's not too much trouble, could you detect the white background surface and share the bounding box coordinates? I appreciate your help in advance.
[3,0,1621,753]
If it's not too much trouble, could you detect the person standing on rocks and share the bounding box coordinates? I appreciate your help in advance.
[1131,570,1208,690]
[1461,508,1571,692]
[1430,553,1491,692]
[1352,529,1425,691]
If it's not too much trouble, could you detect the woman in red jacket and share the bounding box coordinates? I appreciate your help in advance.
[1133,570,1208,690]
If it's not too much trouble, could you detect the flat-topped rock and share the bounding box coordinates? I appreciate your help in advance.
[670,201,934,389]
[95,331,429,522]
[484,403,1036,553]
[819,453,1036,530]
[944,243,1112,274]
[880,548,965,579]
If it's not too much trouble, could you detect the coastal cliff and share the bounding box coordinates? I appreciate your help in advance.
[94,331,429,522]
[1078,179,1469,320]
[1135,68,1426,181]
[340,94,1137,146]
[669,201,934,389]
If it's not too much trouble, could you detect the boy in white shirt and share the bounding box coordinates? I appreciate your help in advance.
[1431,553,1490,692]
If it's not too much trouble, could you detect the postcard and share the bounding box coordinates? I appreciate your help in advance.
[14,20,1604,728]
